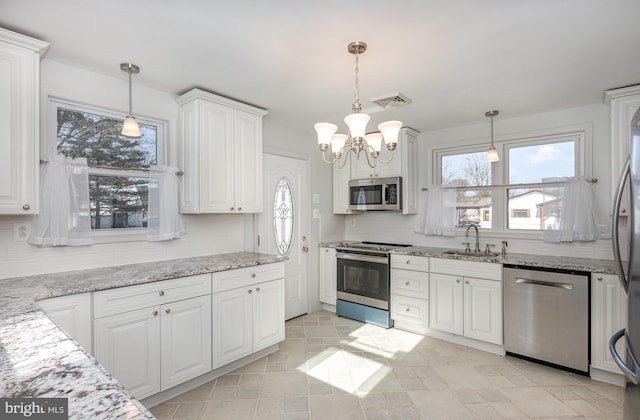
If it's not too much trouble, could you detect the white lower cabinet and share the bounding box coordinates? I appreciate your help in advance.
[591,272,628,375]
[390,255,429,334]
[39,293,92,354]
[93,274,212,399]
[212,264,285,369]
[429,258,502,345]
[319,246,337,305]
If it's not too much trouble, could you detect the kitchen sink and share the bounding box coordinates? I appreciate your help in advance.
[440,250,500,258]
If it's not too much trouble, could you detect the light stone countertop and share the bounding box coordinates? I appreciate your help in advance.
[0,251,285,419]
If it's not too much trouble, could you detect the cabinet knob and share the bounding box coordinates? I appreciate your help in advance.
[256,287,260,292]
[597,276,603,281]
[165,308,171,314]
[159,290,165,296]
[248,289,253,294]
[22,204,30,211]
[456,278,461,283]
[238,207,242,211]
[405,281,410,286]
[230,207,234,211]
[465,280,469,284]
[153,310,158,316]
[251,273,256,278]
[405,307,410,312]
[406,260,411,264]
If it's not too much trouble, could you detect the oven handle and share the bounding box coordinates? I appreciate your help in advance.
[336,253,389,265]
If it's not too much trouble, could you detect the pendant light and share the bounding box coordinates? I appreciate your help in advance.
[120,63,141,137]
[314,42,402,168]
[485,110,499,163]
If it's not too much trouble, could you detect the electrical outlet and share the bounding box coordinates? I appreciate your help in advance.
[180,218,189,234]
[13,223,31,241]
[350,218,356,227]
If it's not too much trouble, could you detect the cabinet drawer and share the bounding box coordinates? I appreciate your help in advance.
[391,269,429,299]
[391,295,429,325]
[94,274,212,318]
[213,262,285,293]
[391,254,429,272]
[430,258,501,281]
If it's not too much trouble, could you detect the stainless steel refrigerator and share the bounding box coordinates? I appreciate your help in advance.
[611,107,640,417]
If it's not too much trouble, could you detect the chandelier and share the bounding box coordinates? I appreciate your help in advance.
[314,42,402,168]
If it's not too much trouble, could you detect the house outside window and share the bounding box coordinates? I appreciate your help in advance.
[435,126,587,232]
[48,98,166,233]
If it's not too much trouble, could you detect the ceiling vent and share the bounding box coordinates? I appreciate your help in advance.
[370,92,412,109]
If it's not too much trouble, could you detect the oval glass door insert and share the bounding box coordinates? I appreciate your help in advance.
[273,177,294,256]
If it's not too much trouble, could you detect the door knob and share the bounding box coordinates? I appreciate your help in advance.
[302,246,309,253]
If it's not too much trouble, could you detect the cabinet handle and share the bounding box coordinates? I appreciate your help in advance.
[248,289,253,294]
[22,204,30,211]
[153,310,158,316]
[405,281,410,286]
[597,276,603,281]
[159,290,165,296]
[256,287,260,292]
[406,260,410,264]
[165,308,171,314]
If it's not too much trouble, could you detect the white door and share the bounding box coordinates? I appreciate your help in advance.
[259,154,309,320]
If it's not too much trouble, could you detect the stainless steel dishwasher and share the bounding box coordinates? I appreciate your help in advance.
[503,265,590,374]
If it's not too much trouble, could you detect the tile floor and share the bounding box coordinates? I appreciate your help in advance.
[149,311,627,419]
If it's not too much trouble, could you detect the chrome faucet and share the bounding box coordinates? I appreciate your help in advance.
[465,224,480,253]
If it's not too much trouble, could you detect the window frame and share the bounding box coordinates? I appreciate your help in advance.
[431,124,591,236]
[47,97,168,242]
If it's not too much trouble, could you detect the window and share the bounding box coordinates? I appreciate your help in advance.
[435,126,587,232]
[49,99,166,232]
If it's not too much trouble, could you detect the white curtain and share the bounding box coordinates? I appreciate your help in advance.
[542,176,600,242]
[28,155,92,246]
[147,165,181,241]
[415,184,456,237]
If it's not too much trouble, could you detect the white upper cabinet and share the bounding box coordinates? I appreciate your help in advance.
[0,28,48,214]
[605,85,640,215]
[177,88,268,214]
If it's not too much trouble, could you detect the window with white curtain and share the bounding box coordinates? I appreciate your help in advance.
[434,126,588,233]
[48,98,166,233]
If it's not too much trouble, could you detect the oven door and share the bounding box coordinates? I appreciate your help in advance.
[336,252,390,310]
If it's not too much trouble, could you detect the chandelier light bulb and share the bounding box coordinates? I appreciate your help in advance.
[364,132,383,154]
[344,113,370,139]
[378,120,402,147]
[314,122,338,150]
[331,134,348,154]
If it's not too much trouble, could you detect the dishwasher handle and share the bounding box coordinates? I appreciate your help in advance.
[515,278,573,290]
[609,328,640,385]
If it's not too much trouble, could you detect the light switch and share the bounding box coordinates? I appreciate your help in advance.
[313,194,320,204]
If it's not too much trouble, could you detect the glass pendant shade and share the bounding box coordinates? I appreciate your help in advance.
[331,134,348,153]
[314,122,338,148]
[344,113,370,139]
[122,116,141,137]
[364,132,383,153]
[378,120,402,146]
[487,147,500,162]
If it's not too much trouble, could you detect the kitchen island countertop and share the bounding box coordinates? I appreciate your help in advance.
[0,251,284,419]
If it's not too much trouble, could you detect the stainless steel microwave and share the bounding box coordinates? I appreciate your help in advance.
[349,177,402,211]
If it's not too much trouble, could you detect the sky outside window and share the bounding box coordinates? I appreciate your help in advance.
[508,141,575,184]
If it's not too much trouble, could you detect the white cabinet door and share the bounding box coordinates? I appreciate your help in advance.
[94,307,161,399]
[177,88,267,214]
[319,247,337,305]
[0,30,48,214]
[161,295,212,389]
[351,145,401,179]
[234,110,262,213]
[592,273,628,373]
[333,155,355,214]
[463,277,502,345]
[39,293,92,354]
[429,273,463,335]
[253,279,285,351]
[212,286,253,368]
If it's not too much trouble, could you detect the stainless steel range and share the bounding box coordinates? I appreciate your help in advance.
[335,241,410,328]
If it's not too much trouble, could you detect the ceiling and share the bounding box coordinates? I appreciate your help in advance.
[2,0,640,136]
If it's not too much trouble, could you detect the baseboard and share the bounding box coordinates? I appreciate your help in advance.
[590,366,626,387]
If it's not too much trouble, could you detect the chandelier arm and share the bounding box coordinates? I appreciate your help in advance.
[336,152,350,169]
[321,150,341,165]
[375,149,395,164]
[362,146,377,168]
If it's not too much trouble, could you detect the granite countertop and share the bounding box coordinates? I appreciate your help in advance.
[391,245,618,274]
[0,251,284,419]
[319,242,618,274]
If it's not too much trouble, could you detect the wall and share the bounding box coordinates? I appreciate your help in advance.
[0,60,247,279]
[344,103,615,260]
